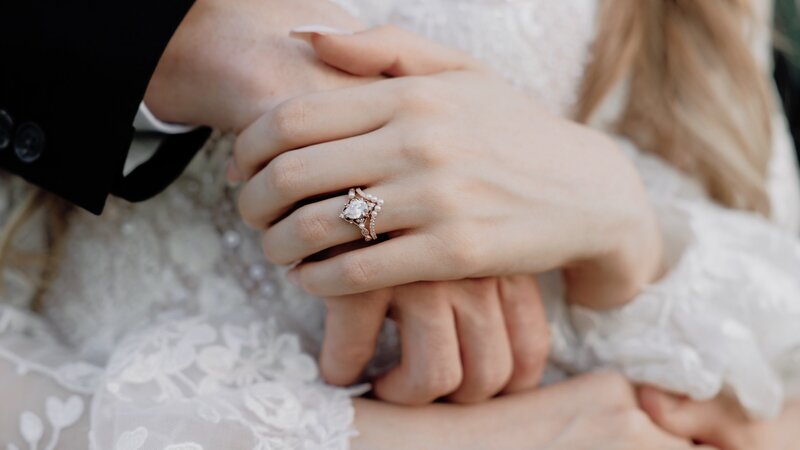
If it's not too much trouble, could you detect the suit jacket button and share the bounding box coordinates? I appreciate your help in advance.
[14,122,46,163]
[0,110,13,150]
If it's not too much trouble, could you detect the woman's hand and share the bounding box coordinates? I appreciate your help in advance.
[639,387,800,450]
[352,371,712,450]
[321,276,549,405]
[234,26,663,308]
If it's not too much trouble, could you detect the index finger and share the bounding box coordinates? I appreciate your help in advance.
[232,79,399,180]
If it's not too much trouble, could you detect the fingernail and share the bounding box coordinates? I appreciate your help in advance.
[290,24,354,43]
[225,159,244,186]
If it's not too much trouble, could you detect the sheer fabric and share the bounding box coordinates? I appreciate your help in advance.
[1,0,799,448]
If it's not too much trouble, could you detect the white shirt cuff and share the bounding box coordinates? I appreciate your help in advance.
[133,102,197,134]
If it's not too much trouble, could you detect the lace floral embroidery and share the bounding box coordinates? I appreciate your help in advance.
[13,395,85,450]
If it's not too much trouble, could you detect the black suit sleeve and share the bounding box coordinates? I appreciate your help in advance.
[0,1,200,214]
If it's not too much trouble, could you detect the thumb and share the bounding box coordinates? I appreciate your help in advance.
[290,24,483,77]
[638,386,752,449]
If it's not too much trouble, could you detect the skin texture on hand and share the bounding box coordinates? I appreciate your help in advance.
[143,0,373,133]
[321,276,550,405]
[351,372,712,450]
[234,25,663,308]
[639,387,800,450]
[147,4,553,408]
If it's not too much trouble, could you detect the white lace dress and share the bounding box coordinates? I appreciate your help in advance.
[2,0,800,448]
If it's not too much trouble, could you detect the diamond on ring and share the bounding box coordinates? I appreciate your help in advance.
[340,188,384,241]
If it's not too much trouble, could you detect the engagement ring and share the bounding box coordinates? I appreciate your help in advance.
[340,188,383,241]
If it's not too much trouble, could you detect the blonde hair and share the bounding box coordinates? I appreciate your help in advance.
[0,187,71,310]
[0,0,777,298]
[577,0,773,215]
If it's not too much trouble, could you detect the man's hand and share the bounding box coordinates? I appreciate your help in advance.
[143,0,370,132]
[320,276,550,405]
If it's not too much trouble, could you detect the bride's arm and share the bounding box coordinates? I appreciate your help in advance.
[640,386,800,450]
[235,22,800,423]
[549,0,800,422]
[351,371,706,450]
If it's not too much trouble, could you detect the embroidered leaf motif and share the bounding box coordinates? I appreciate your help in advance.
[164,443,204,450]
[244,383,303,429]
[196,405,221,424]
[19,411,43,447]
[45,395,84,429]
[55,362,104,388]
[115,427,147,450]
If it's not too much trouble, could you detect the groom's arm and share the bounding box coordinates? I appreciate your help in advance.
[0,0,367,214]
[0,1,195,214]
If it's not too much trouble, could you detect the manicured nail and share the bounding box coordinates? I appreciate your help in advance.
[290,24,354,43]
[225,159,244,185]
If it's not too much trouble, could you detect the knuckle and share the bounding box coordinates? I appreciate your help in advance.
[338,254,373,291]
[413,366,463,398]
[473,365,513,397]
[269,99,307,143]
[423,185,461,216]
[439,227,482,272]
[450,246,480,273]
[266,154,306,197]
[400,126,449,167]
[294,208,331,245]
[514,342,549,376]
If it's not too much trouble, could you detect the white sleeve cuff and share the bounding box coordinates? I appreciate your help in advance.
[133,102,197,134]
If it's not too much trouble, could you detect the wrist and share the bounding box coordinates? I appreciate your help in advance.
[565,206,663,309]
[143,0,267,131]
[143,0,205,126]
[563,144,665,309]
[143,0,368,133]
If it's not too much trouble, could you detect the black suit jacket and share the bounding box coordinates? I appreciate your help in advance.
[775,50,800,164]
[0,1,210,215]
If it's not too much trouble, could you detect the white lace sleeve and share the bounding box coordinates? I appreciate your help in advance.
[90,312,363,450]
[549,135,800,421]
[0,135,368,449]
[0,305,98,449]
[547,0,800,420]
[0,303,363,450]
